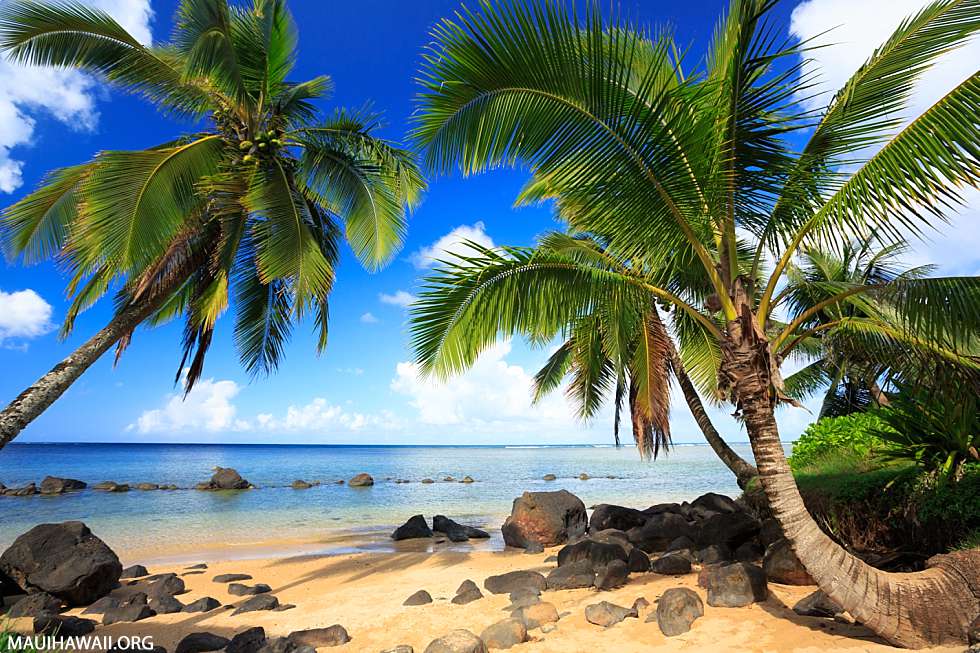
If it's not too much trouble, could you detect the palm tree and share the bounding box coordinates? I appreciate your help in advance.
[412,232,759,487]
[781,240,979,416]
[412,0,980,646]
[0,0,424,449]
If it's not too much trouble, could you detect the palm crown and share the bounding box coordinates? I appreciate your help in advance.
[0,0,424,390]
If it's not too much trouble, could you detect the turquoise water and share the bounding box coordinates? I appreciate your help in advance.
[0,443,757,562]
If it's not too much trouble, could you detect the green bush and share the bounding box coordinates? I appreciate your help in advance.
[790,412,891,472]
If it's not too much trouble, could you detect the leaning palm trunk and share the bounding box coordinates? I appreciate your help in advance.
[667,341,758,489]
[0,296,162,450]
[722,295,980,648]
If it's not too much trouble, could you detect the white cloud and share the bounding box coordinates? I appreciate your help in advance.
[789,0,980,275]
[379,290,417,308]
[131,377,249,434]
[0,0,153,193]
[255,398,396,433]
[359,312,379,323]
[390,340,587,434]
[0,288,54,346]
[410,221,495,268]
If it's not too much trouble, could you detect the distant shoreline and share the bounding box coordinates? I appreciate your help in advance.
[7,440,788,447]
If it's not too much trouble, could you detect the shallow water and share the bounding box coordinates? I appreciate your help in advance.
[0,442,767,561]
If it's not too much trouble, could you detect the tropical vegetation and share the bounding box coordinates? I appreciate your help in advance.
[410,0,980,646]
[0,0,424,449]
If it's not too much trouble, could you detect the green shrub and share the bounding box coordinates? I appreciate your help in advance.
[790,412,891,472]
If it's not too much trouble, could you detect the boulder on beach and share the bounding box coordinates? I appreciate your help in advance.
[696,543,732,565]
[214,573,253,583]
[584,600,637,627]
[511,601,559,630]
[691,492,740,514]
[423,630,487,653]
[120,564,149,579]
[595,559,629,590]
[228,582,271,596]
[696,510,760,548]
[501,490,587,549]
[148,573,185,597]
[39,476,86,495]
[651,551,693,576]
[392,515,433,540]
[557,538,628,570]
[149,594,185,614]
[183,597,221,613]
[288,626,351,648]
[226,627,267,653]
[480,618,527,649]
[0,521,121,606]
[33,615,96,638]
[232,593,279,614]
[627,548,650,572]
[704,562,768,607]
[589,504,649,533]
[175,632,231,653]
[102,593,155,625]
[433,515,490,542]
[626,512,694,552]
[546,560,595,590]
[403,589,433,606]
[654,587,704,636]
[348,473,374,487]
[793,589,843,618]
[451,583,483,605]
[7,591,63,618]
[484,570,547,595]
[763,538,814,585]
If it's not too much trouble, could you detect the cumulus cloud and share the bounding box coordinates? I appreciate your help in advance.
[390,340,588,434]
[789,0,980,275]
[255,398,397,433]
[131,377,248,434]
[0,0,153,192]
[410,222,495,268]
[379,290,417,308]
[0,288,54,346]
[359,312,379,323]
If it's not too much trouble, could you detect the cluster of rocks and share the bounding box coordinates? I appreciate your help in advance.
[0,520,302,650]
[391,515,491,543]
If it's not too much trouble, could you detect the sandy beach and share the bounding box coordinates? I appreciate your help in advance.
[10,545,962,653]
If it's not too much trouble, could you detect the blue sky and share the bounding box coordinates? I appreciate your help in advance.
[1,0,977,445]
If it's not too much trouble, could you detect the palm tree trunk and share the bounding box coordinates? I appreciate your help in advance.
[721,300,979,648]
[665,339,759,489]
[0,298,161,450]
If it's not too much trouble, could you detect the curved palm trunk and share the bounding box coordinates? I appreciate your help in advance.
[665,339,758,489]
[0,298,160,450]
[722,299,979,648]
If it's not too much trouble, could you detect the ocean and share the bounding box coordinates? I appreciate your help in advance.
[0,442,761,563]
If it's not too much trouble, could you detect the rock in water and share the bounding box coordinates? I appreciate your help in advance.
[348,473,374,487]
[542,474,556,481]
[792,590,842,618]
[423,630,487,653]
[207,467,250,490]
[479,618,527,649]
[584,600,637,627]
[511,602,559,629]
[501,490,587,549]
[226,627,267,653]
[8,592,62,618]
[3,483,37,496]
[175,633,231,653]
[763,539,814,585]
[704,562,768,607]
[403,589,433,606]
[392,515,433,540]
[39,477,86,495]
[288,626,350,648]
[120,564,149,579]
[0,521,121,605]
[654,587,704,636]
[484,570,547,595]
[92,481,129,492]
[291,480,312,489]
